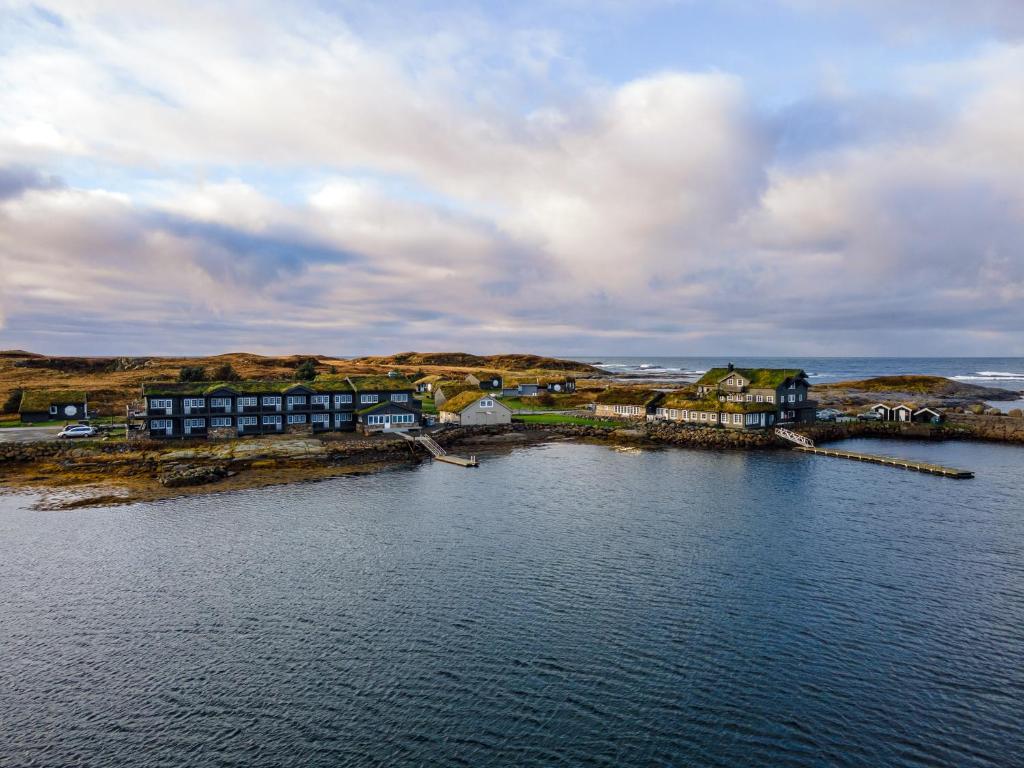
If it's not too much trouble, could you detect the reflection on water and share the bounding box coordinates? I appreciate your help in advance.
[1,438,1022,767]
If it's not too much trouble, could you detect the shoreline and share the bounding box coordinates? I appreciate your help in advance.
[2,416,1021,510]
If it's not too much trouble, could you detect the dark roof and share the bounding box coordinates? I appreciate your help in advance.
[19,389,87,412]
[355,400,420,415]
[594,388,662,407]
[696,367,806,389]
[439,391,511,413]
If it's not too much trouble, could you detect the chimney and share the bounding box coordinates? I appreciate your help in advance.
[727,362,734,372]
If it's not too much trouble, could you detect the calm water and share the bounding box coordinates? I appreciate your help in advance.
[579,356,1024,390]
[2,439,1023,767]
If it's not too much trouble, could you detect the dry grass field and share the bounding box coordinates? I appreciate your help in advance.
[0,350,604,417]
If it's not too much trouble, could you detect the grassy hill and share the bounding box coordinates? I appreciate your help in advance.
[0,350,603,417]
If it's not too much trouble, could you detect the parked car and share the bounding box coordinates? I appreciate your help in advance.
[57,425,98,439]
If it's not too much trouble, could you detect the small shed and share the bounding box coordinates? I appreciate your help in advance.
[19,389,89,423]
[912,407,944,424]
[465,372,503,391]
[356,401,421,434]
[439,391,512,426]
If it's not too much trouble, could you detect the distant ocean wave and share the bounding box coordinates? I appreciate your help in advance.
[953,372,1024,382]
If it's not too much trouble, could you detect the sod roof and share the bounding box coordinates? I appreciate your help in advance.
[594,388,662,406]
[657,392,778,413]
[413,374,443,385]
[696,367,806,389]
[435,381,478,398]
[19,389,87,412]
[142,381,340,397]
[439,391,510,413]
[319,374,414,392]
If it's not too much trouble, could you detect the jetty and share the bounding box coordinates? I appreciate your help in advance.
[397,431,478,467]
[774,428,973,479]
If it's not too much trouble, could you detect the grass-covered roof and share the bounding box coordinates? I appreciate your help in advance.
[19,389,87,412]
[439,390,509,413]
[696,367,806,389]
[435,381,478,398]
[142,380,342,397]
[658,392,777,413]
[337,374,414,392]
[594,388,661,406]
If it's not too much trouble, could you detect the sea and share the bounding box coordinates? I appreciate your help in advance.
[1,437,1022,767]
[578,356,1024,390]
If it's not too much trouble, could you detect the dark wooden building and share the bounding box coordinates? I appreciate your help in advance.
[142,375,420,439]
[19,389,89,423]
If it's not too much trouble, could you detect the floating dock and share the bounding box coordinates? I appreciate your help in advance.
[793,446,973,478]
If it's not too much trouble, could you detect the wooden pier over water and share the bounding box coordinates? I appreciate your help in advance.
[775,428,973,479]
[396,431,478,467]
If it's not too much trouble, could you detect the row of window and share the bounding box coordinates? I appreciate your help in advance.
[365,413,416,425]
[149,393,410,409]
[655,409,772,426]
[611,405,643,415]
[151,413,357,430]
[726,393,775,403]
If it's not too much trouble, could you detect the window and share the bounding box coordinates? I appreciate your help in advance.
[185,418,205,428]
[239,416,257,426]
[287,396,307,406]
[184,398,206,408]
[311,395,329,406]
[262,396,281,406]
[262,415,281,425]
[211,417,232,427]
[150,398,173,409]
[700,412,707,421]
[287,414,307,424]
[238,397,257,407]
[390,393,408,403]
[150,419,170,430]
[335,412,352,423]
[733,414,742,424]
[311,413,328,423]
[334,394,352,405]
[767,395,774,403]
[361,394,379,404]
[49,405,58,415]
[479,398,494,408]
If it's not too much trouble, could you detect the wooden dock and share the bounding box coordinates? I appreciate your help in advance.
[396,431,478,467]
[794,446,973,478]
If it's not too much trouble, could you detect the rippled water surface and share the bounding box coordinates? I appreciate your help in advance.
[2,439,1023,767]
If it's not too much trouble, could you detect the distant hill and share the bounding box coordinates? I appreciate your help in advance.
[351,352,602,373]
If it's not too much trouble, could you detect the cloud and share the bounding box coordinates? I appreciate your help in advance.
[0,2,1022,355]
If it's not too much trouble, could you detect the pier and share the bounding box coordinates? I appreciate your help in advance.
[775,428,973,479]
[396,431,479,467]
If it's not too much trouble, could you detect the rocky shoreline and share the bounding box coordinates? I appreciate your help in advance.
[2,415,1022,509]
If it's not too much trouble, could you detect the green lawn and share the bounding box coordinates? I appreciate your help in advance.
[416,397,437,414]
[514,414,616,428]
[0,418,71,428]
[500,397,562,411]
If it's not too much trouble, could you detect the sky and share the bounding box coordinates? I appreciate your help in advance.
[1,0,1023,357]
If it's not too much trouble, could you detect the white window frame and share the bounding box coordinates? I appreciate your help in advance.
[390,393,408,403]
[262,415,281,425]
[287,395,307,406]
[184,418,206,428]
[150,398,173,409]
[238,416,258,426]
[334,394,353,405]
[311,395,329,406]
[184,398,206,409]
[211,417,232,427]
[311,413,329,423]
[733,414,742,424]
[49,405,58,415]
[150,419,170,430]
[238,396,257,408]
[287,414,307,424]
[262,396,281,406]
[479,398,494,408]
[335,412,352,423]
[361,394,379,405]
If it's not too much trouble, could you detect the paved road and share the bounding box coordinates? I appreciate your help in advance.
[0,426,62,443]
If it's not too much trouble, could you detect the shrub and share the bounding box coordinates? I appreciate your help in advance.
[2,388,23,414]
[967,403,986,415]
[535,392,555,406]
[1008,409,1023,418]
[294,359,318,381]
[177,366,207,383]
[209,363,240,381]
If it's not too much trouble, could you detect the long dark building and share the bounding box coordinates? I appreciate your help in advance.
[142,375,421,439]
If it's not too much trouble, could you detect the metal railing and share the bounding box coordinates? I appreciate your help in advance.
[775,427,815,448]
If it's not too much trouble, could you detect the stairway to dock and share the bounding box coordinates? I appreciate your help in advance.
[396,431,478,467]
[774,428,973,479]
